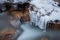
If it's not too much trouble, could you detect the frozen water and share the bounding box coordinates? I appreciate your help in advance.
[29,0,60,31]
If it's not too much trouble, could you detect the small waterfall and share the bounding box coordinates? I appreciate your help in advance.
[29,0,60,32]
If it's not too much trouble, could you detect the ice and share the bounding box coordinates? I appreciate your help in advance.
[29,0,60,31]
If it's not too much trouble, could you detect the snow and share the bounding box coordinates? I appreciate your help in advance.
[12,0,29,3]
[0,0,29,4]
[29,0,60,31]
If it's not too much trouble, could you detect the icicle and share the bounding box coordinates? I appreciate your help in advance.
[29,0,60,32]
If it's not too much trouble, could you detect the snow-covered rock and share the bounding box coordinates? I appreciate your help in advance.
[29,0,60,31]
[13,0,29,3]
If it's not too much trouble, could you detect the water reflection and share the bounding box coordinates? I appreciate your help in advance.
[0,12,23,40]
